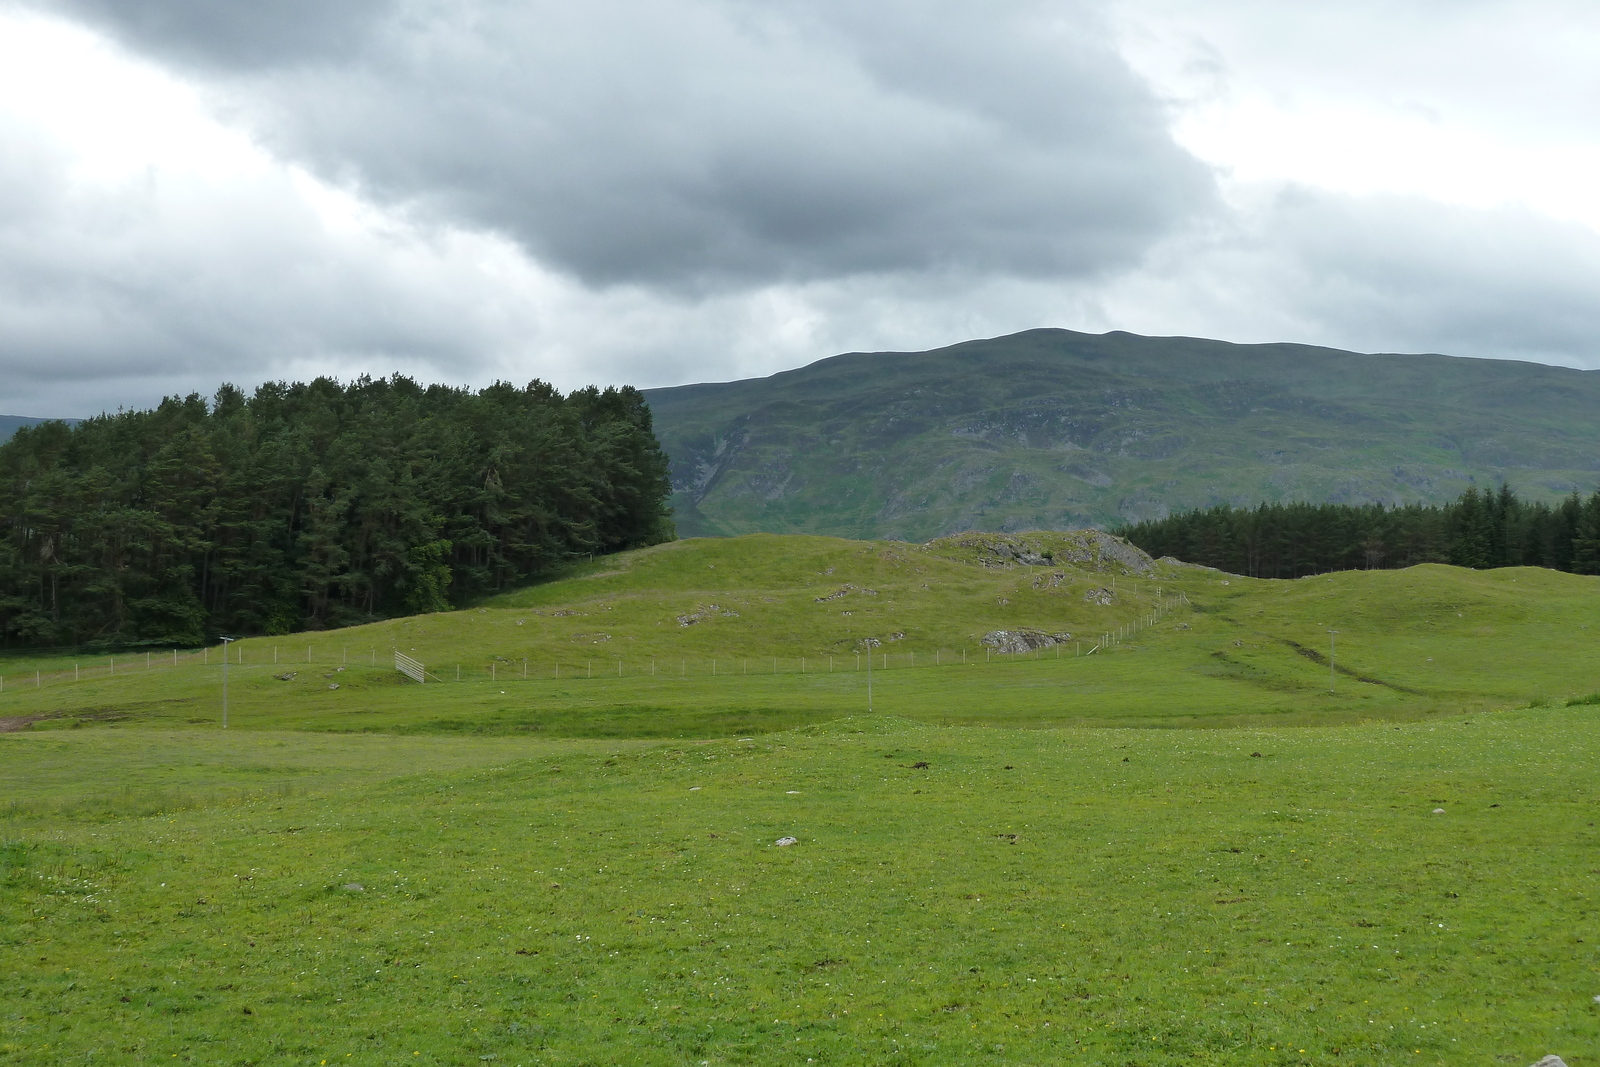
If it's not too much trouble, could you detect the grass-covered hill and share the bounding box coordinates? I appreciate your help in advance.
[3,531,1597,738]
[4,533,1599,1063]
[644,329,1600,540]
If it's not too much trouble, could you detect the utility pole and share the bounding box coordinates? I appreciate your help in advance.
[219,636,235,728]
[1327,630,1339,694]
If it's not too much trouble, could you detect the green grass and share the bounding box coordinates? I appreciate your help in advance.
[1,534,1597,737]
[3,711,1598,1065]
[3,533,1600,1064]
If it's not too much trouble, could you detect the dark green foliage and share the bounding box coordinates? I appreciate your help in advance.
[0,377,673,647]
[1119,485,1600,577]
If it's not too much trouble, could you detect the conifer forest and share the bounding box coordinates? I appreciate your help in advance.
[0,377,674,648]
[1119,486,1600,579]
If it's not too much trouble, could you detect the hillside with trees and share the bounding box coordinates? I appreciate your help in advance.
[0,377,673,648]
[1118,486,1600,578]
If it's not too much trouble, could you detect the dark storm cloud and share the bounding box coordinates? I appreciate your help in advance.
[39,0,1215,289]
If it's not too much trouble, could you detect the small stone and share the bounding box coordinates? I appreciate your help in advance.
[343,883,364,892]
[786,790,800,794]
[774,837,798,847]
[327,683,339,690]
[1529,1057,1568,1067]
[1433,808,1446,814]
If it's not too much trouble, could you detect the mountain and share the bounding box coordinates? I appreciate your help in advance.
[643,328,1600,540]
[0,414,75,442]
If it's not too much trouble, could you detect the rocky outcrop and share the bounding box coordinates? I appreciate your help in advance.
[981,629,1073,654]
[926,530,1155,574]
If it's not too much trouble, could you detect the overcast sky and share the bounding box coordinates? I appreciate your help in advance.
[2,0,1598,416]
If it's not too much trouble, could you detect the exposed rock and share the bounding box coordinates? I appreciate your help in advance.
[342,883,364,892]
[982,629,1072,654]
[677,604,741,626]
[1529,1057,1568,1067]
[928,530,1153,574]
[1084,587,1113,606]
[275,671,297,681]
[774,837,798,847]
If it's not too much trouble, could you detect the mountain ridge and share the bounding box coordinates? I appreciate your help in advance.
[643,328,1600,540]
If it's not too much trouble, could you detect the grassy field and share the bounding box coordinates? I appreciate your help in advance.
[3,712,1598,1065]
[3,533,1599,1064]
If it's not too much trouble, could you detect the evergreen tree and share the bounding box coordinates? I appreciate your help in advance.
[0,376,674,648]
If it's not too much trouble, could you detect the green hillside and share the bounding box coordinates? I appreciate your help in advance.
[4,532,1597,737]
[644,329,1600,540]
[6,533,1600,1064]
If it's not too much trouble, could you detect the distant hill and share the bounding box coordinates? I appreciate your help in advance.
[0,414,75,442]
[644,329,1600,540]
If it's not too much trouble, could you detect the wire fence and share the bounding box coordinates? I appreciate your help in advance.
[0,593,1189,695]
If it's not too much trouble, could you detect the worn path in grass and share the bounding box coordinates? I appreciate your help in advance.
[3,710,1598,1065]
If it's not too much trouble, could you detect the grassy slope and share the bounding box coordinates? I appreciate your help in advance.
[4,535,1600,1064]
[3,712,1598,1065]
[1,534,1596,738]
[644,328,1600,539]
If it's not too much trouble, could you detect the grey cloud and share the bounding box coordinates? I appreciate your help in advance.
[1254,189,1600,364]
[37,0,397,68]
[1087,184,1600,369]
[50,0,1215,290]
[0,107,541,417]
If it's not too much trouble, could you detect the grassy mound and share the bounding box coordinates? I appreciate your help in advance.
[0,533,1596,737]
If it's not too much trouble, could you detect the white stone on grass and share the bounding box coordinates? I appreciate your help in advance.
[774,837,798,847]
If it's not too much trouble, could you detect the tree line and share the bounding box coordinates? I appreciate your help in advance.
[0,376,674,649]
[1117,486,1600,578]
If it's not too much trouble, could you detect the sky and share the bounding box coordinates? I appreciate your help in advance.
[2,0,1598,416]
